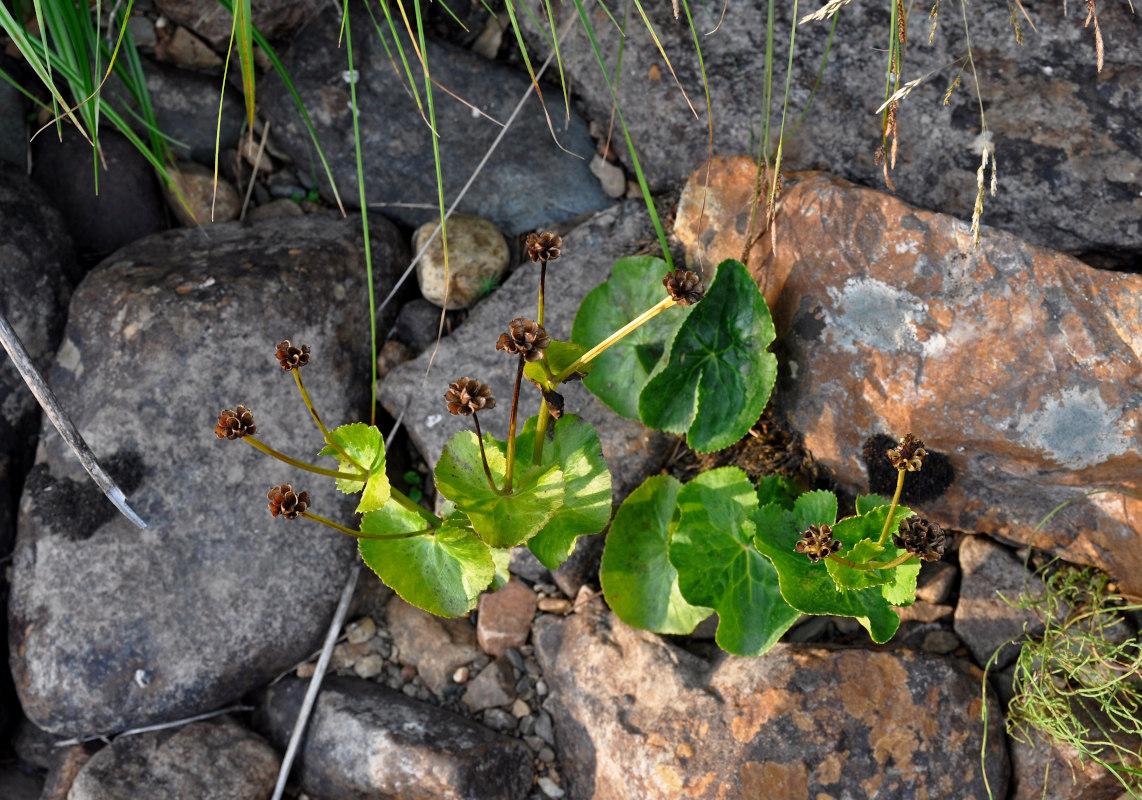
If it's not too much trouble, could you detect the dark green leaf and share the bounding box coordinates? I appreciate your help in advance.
[599,475,711,634]
[358,507,494,617]
[753,493,902,643]
[435,430,564,548]
[524,340,590,387]
[668,467,798,655]
[639,260,777,452]
[572,256,683,419]
[756,475,800,510]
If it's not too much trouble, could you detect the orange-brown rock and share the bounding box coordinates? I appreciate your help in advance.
[534,600,1008,799]
[676,158,1142,592]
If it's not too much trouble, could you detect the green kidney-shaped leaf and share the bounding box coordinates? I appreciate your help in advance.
[753,493,901,643]
[756,475,800,510]
[855,493,891,515]
[572,256,685,419]
[358,506,494,617]
[319,422,390,513]
[599,475,712,635]
[504,415,613,570]
[435,430,565,548]
[668,467,798,655]
[639,260,777,452]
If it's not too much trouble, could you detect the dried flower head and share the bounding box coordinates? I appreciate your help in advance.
[892,516,946,562]
[215,406,257,439]
[887,433,927,471]
[526,231,562,263]
[496,318,550,363]
[275,340,311,370]
[794,524,843,563]
[268,484,310,519]
[445,378,496,416]
[663,269,705,306]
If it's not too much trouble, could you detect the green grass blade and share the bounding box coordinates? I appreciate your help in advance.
[342,0,380,424]
[235,0,256,127]
[365,0,430,129]
[568,0,672,268]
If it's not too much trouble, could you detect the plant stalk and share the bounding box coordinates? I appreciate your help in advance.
[537,260,547,326]
[828,551,915,571]
[877,469,906,546]
[292,369,366,472]
[532,398,550,465]
[557,295,676,382]
[504,354,525,492]
[242,437,365,481]
[472,414,507,495]
[302,511,429,540]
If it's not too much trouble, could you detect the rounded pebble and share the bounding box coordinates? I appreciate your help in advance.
[296,663,316,679]
[345,616,376,644]
[453,666,470,684]
[353,654,384,679]
[511,697,531,718]
[538,776,566,798]
[536,679,548,696]
[400,664,418,682]
[537,597,573,614]
[538,747,555,763]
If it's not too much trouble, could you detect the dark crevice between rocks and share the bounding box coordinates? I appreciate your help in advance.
[862,432,956,505]
[22,450,146,540]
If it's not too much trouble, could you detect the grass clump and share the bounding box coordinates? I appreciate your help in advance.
[985,563,1142,798]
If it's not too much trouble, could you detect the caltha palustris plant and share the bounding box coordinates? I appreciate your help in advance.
[214,234,728,617]
[598,430,949,656]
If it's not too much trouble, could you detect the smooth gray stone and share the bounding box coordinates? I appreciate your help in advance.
[9,213,406,735]
[261,6,611,235]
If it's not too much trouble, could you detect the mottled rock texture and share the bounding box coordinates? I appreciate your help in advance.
[676,160,1142,592]
[68,720,279,800]
[256,675,535,800]
[9,213,406,735]
[535,600,1008,799]
[260,7,610,234]
[155,0,322,48]
[520,0,1142,256]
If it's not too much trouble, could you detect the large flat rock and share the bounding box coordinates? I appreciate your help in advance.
[9,213,407,735]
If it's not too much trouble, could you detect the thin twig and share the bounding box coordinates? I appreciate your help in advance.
[271,563,360,800]
[53,704,253,746]
[239,119,271,221]
[0,307,146,529]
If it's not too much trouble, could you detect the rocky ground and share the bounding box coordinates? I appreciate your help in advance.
[1,0,1140,798]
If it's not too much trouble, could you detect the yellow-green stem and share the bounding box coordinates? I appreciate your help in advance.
[387,486,440,523]
[828,551,915,571]
[877,469,907,546]
[302,511,429,540]
[243,437,365,481]
[473,414,507,496]
[504,355,525,492]
[293,369,366,472]
[557,296,676,383]
[537,261,547,327]
[532,399,550,465]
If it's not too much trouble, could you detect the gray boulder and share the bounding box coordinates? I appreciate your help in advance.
[518,0,1142,255]
[9,213,407,735]
[260,7,611,234]
[255,675,535,800]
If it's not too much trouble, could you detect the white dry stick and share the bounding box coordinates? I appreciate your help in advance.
[54,705,253,747]
[271,563,360,800]
[0,307,146,529]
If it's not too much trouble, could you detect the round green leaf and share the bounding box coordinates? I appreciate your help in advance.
[639,259,777,453]
[318,422,390,513]
[668,467,798,655]
[753,495,900,643]
[358,507,494,617]
[435,430,564,548]
[571,256,683,419]
[599,475,711,635]
[507,415,613,570]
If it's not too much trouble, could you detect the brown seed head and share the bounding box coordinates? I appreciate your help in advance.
[275,340,311,370]
[496,318,550,363]
[663,269,705,306]
[794,524,843,563]
[526,231,562,263]
[268,484,310,519]
[445,378,496,416]
[892,516,946,562]
[215,406,257,439]
[887,433,927,471]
